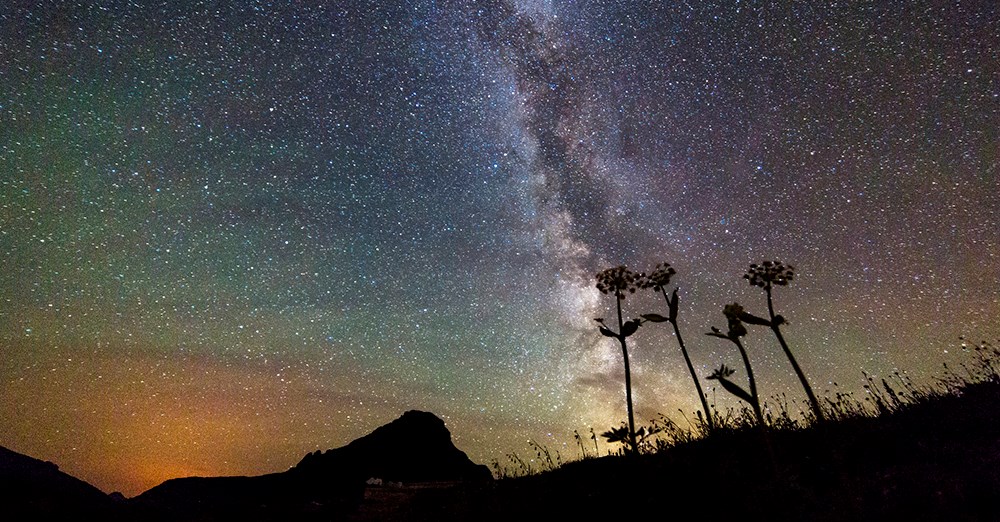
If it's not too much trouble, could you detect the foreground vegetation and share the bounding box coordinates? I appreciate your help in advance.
[362,260,998,520]
[359,344,1000,520]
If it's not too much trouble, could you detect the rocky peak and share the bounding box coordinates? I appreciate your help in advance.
[295,410,491,483]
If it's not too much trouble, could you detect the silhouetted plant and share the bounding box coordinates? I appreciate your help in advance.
[961,336,1000,382]
[594,265,645,454]
[639,262,716,433]
[744,261,826,423]
[573,430,589,459]
[528,440,560,471]
[492,452,534,478]
[572,429,601,459]
[706,303,765,427]
[600,424,629,450]
[767,392,808,429]
[648,412,697,450]
[706,364,750,402]
[489,458,507,479]
[601,422,662,454]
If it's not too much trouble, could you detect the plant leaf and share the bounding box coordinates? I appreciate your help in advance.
[728,322,748,338]
[599,326,617,338]
[668,288,679,322]
[641,313,668,323]
[706,327,728,339]
[718,377,753,404]
[738,311,772,326]
[621,319,640,337]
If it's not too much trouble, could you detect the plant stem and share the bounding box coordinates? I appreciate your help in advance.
[661,288,715,433]
[766,286,826,423]
[616,295,638,454]
[731,336,765,426]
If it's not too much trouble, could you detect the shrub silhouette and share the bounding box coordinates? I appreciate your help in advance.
[638,262,716,433]
[744,261,826,423]
[594,265,645,454]
[706,303,765,427]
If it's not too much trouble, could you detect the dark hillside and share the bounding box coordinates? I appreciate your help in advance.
[370,380,1000,521]
[5,387,999,521]
[0,445,120,520]
[128,410,489,520]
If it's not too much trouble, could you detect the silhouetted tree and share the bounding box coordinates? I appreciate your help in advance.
[744,261,826,423]
[639,262,716,433]
[594,265,644,454]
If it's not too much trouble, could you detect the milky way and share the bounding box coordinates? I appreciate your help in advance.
[1,1,997,496]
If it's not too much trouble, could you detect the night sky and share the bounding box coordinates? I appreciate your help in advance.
[1,0,997,496]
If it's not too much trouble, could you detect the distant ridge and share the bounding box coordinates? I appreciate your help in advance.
[295,409,492,482]
[131,410,490,520]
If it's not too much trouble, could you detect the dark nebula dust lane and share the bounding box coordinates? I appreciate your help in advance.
[0,0,997,496]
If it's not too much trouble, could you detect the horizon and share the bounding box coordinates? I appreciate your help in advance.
[1,1,997,497]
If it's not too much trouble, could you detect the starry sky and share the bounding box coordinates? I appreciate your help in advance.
[1,0,998,496]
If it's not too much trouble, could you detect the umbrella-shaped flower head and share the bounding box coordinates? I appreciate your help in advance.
[596,265,644,300]
[744,260,795,289]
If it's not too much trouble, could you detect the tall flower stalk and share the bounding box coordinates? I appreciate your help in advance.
[745,261,826,424]
[639,262,715,433]
[706,304,765,427]
[595,265,644,454]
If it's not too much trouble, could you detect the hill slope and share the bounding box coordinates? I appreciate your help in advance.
[384,380,1000,521]
[0,445,120,520]
[129,410,489,520]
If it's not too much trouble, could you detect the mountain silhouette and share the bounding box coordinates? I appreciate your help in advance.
[0,445,120,520]
[295,409,492,482]
[130,410,489,520]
